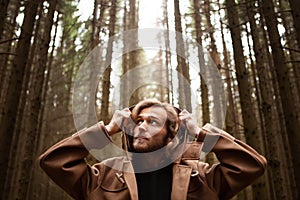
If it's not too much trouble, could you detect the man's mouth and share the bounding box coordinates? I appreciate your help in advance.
[134,136,149,141]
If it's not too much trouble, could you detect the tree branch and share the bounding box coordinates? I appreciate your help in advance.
[0,52,17,55]
[0,37,21,44]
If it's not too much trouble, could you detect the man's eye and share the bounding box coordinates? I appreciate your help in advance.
[137,120,143,125]
[150,120,158,125]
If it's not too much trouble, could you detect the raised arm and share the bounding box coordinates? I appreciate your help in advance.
[38,122,111,199]
[179,111,267,199]
[202,124,267,199]
[198,124,267,199]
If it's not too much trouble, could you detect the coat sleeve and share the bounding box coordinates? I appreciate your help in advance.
[198,123,267,199]
[38,121,112,199]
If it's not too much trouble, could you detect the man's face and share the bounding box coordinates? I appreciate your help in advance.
[132,106,169,153]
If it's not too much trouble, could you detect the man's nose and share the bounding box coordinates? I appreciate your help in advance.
[137,120,148,132]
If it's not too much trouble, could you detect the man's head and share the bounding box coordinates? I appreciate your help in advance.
[128,99,180,153]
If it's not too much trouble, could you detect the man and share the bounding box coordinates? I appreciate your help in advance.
[39,99,267,200]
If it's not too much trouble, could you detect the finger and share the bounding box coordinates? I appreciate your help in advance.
[179,115,187,121]
[179,109,189,116]
[117,109,130,119]
[122,107,131,113]
[179,113,192,121]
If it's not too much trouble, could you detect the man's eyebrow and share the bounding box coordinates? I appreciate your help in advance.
[137,114,161,120]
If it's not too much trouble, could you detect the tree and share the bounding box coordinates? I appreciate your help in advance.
[261,0,300,197]
[0,0,22,112]
[15,1,57,199]
[100,0,117,124]
[288,0,300,48]
[192,0,210,125]
[0,0,9,38]
[0,0,41,195]
[174,0,191,111]
[225,0,266,198]
[245,0,292,198]
[162,0,171,104]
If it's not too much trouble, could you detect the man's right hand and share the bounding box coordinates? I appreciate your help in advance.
[105,108,132,135]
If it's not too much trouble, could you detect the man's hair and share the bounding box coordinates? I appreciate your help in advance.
[124,99,180,152]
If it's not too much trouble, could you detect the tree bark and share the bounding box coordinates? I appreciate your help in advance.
[246,0,290,199]
[288,0,300,49]
[162,0,171,103]
[217,1,238,136]
[0,0,9,39]
[0,0,22,114]
[261,0,300,197]
[19,1,57,199]
[192,0,209,125]
[2,3,44,199]
[0,0,41,195]
[100,0,117,124]
[121,0,129,108]
[204,0,224,127]
[279,0,300,111]
[174,0,191,111]
[225,0,266,198]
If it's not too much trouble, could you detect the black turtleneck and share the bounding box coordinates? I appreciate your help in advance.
[135,164,173,200]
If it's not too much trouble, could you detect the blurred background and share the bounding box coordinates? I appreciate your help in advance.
[0,0,299,199]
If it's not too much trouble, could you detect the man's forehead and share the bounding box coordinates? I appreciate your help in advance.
[138,106,167,118]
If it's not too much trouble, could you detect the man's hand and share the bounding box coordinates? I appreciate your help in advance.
[105,108,132,135]
[179,109,201,137]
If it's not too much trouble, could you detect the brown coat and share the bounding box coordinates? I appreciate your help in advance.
[39,122,267,200]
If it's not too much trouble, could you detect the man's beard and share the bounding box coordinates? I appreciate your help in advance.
[133,136,169,153]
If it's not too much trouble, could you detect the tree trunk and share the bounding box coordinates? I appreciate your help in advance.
[121,0,129,108]
[217,1,238,136]
[0,0,22,114]
[100,0,117,124]
[0,0,9,39]
[174,0,191,111]
[0,0,41,195]
[279,0,300,111]
[192,0,209,125]
[288,0,300,49]
[30,11,60,200]
[162,0,171,103]
[88,0,100,126]
[127,0,140,106]
[261,0,300,197]
[25,1,57,198]
[204,0,224,127]
[260,4,298,198]
[2,3,44,199]
[90,0,99,49]
[12,0,56,199]
[225,0,266,198]
[246,0,290,199]
[94,0,107,45]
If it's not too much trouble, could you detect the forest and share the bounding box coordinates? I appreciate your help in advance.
[0,0,300,199]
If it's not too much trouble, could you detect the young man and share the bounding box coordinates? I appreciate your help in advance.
[39,99,267,200]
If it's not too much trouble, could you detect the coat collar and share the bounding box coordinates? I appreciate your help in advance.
[119,154,193,200]
[121,160,192,200]
[123,160,139,200]
[171,164,192,200]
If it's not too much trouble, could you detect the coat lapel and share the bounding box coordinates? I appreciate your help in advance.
[123,161,139,200]
[171,164,192,200]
